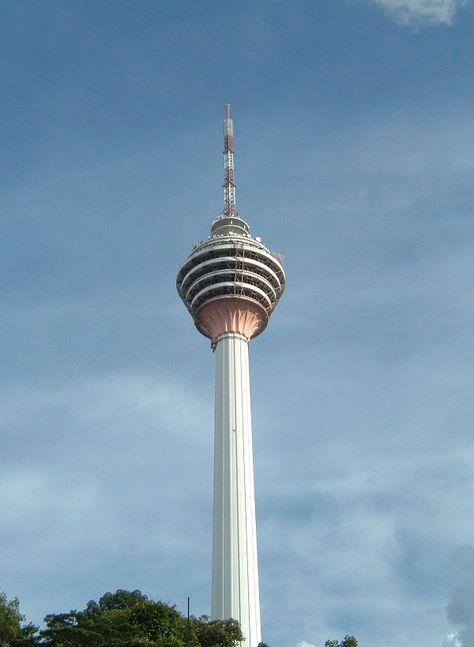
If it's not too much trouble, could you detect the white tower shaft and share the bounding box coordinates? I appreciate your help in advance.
[211,332,261,647]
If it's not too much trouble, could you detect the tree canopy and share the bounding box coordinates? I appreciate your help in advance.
[0,591,37,646]
[1,589,359,647]
[325,636,358,647]
[39,589,243,647]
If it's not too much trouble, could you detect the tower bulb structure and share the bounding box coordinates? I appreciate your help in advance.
[176,106,285,647]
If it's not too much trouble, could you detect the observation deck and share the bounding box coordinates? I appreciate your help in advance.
[176,214,285,342]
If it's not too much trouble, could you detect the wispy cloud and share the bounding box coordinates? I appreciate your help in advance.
[370,0,471,26]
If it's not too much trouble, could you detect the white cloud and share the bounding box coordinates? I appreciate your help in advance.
[297,642,317,647]
[371,0,471,26]
[443,634,462,647]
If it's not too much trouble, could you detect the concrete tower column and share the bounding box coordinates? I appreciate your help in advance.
[212,332,261,646]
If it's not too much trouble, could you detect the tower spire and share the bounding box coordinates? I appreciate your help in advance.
[223,104,237,216]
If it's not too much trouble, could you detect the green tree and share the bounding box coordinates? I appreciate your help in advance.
[42,598,185,646]
[325,636,358,647]
[190,616,243,647]
[0,592,38,646]
[40,591,243,647]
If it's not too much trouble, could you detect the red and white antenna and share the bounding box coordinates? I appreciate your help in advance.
[223,104,237,216]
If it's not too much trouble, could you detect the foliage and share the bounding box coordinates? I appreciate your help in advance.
[0,592,21,645]
[325,636,358,647]
[41,590,186,647]
[2,589,359,647]
[0,591,38,646]
[39,590,243,647]
[190,616,243,647]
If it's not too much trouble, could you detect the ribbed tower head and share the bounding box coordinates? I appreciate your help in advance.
[176,105,285,343]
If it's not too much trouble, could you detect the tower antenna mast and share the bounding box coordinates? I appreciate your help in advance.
[223,104,237,216]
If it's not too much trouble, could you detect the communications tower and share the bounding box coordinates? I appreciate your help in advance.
[176,106,285,647]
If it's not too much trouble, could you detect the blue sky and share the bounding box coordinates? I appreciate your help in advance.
[1,1,474,646]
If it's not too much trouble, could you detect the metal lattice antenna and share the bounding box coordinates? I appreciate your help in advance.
[223,104,237,216]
